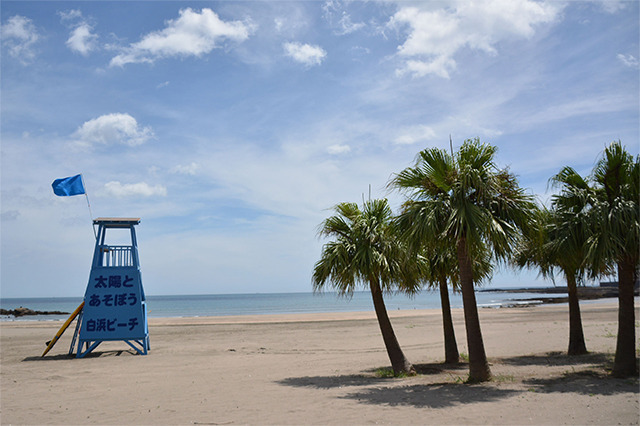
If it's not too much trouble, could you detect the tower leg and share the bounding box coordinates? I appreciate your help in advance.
[69,310,83,355]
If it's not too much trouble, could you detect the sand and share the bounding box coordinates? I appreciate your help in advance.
[1,300,638,425]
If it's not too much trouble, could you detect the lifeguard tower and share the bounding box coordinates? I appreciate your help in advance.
[74,218,149,357]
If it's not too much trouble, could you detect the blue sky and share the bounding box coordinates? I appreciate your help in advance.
[1,1,638,298]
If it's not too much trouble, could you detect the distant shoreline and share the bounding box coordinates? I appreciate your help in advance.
[2,288,635,321]
[480,286,637,305]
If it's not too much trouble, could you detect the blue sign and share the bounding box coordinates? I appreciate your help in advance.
[80,268,146,340]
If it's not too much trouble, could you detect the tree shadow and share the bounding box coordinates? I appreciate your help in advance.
[278,361,520,408]
[500,351,612,367]
[341,383,520,408]
[277,362,469,390]
[524,370,639,396]
[362,362,468,376]
[413,362,468,375]
[23,350,130,361]
[277,374,388,389]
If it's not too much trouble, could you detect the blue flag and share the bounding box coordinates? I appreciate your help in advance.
[52,174,86,196]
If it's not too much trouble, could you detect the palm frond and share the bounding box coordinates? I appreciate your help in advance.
[313,197,425,297]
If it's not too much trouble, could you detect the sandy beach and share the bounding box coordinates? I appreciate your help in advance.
[1,300,638,425]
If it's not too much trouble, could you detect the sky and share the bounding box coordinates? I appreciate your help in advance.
[1,0,638,298]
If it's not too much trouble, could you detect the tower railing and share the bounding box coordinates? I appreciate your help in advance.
[97,245,135,267]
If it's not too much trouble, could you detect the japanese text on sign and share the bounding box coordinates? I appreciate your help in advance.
[81,268,145,339]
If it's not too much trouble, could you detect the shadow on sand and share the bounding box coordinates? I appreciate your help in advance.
[524,370,639,396]
[277,355,638,407]
[500,351,613,367]
[277,374,390,389]
[277,362,468,390]
[277,361,521,408]
[341,383,520,408]
[23,349,134,361]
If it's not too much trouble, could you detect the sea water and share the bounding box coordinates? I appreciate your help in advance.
[0,289,578,322]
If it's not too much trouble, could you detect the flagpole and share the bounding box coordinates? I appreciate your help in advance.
[80,174,97,239]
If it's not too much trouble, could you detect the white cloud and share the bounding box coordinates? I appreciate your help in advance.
[617,53,639,69]
[170,162,199,175]
[389,0,561,78]
[336,14,366,35]
[110,8,253,67]
[72,113,153,148]
[394,125,437,145]
[1,15,39,64]
[283,41,327,67]
[67,23,98,56]
[322,0,365,35]
[103,181,168,198]
[274,17,285,33]
[327,144,351,154]
[59,9,83,22]
[596,0,626,13]
[272,5,309,37]
[59,10,98,56]
[401,57,457,80]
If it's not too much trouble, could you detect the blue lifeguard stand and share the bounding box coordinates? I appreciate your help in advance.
[74,218,149,357]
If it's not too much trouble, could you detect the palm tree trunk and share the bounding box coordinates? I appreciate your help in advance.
[369,278,415,376]
[438,277,459,364]
[612,258,638,377]
[456,238,491,382]
[566,271,587,355]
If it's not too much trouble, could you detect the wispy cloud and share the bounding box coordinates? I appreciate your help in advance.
[596,0,626,14]
[170,162,199,175]
[617,53,639,69]
[59,9,83,22]
[72,113,153,148]
[103,181,167,198]
[110,8,253,67]
[1,15,40,64]
[322,0,366,35]
[283,41,327,67]
[389,0,561,78]
[394,125,437,145]
[327,144,351,154]
[519,95,636,129]
[272,6,309,37]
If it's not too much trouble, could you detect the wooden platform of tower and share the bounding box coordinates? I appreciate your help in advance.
[75,218,149,358]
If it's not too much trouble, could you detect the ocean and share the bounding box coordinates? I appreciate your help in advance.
[0,289,584,322]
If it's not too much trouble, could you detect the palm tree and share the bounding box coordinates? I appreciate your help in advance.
[420,245,461,364]
[516,202,591,355]
[549,168,605,355]
[312,198,422,376]
[396,222,494,365]
[587,141,639,377]
[390,138,537,382]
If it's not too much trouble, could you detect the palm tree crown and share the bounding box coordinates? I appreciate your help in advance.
[392,140,536,263]
[587,142,639,276]
[313,199,423,296]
